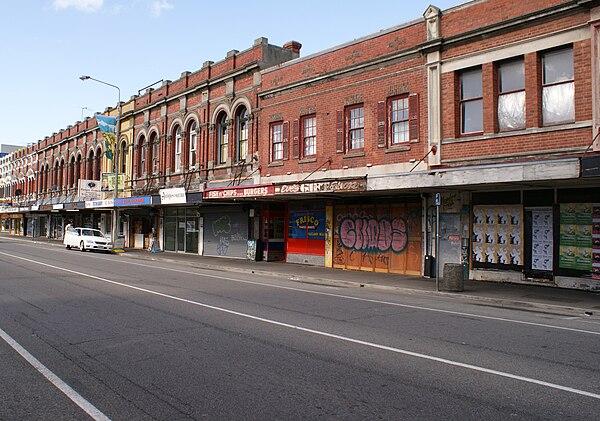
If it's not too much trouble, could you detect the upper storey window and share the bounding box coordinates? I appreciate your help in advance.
[347,105,364,150]
[460,68,483,134]
[498,59,525,131]
[542,47,574,126]
[217,114,228,165]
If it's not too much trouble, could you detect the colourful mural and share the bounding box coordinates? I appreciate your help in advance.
[333,204,422,275]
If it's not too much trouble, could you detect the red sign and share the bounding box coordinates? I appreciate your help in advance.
[204,185,275,199]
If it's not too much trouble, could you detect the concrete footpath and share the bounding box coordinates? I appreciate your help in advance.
[5,234,600,318]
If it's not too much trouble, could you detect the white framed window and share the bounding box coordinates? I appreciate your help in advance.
[271,122,283,161]
[460,67,483,134]
[498,59,526,131]
[542,47,574,125]
[236,108,249,162]
[389,96,409,144]
[217,114,228,164]
[302,115,316,157]
[189,122,197,168]
[174,127,182,172]
[347,105,364,150]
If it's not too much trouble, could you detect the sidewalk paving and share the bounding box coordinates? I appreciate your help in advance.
[6,234,600,318]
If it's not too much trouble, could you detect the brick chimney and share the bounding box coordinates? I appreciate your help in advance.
[283,41,302,58]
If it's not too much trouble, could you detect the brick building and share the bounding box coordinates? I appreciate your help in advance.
[1,0,599,290]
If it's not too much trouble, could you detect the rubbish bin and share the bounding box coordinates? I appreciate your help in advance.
[442,263,464,292]
[424,255,435,278]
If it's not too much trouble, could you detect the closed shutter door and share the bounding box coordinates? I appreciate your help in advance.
[203,210,249,258]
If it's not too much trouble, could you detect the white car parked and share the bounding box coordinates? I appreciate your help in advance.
[64,227,113,253]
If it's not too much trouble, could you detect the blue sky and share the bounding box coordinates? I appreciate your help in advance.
[1,0,460,146]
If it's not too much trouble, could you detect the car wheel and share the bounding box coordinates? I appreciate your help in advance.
[79,241,86,252]
[65,245,71,250]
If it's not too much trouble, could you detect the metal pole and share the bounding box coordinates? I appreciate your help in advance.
[435,193,440,292]
[113,98,121,251]
[79,76,121,251]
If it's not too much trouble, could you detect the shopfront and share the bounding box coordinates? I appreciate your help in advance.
[202,207,249,258]
[332,202,422,275]
[163,207,200,254]
[471,188,600,291]
[287,203,326,265]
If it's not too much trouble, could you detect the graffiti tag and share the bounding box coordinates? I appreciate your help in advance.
[337,215,408,254]
[212,215,231,236]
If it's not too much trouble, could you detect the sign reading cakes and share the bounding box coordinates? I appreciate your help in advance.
[472,205,523,268]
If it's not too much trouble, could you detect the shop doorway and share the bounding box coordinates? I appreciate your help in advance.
[164,208,199,254]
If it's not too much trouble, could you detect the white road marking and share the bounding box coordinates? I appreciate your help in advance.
[3,239,600,336]
[0,327,111,421]
[2,250,600,401]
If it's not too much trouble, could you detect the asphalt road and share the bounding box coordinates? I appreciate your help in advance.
[1,238,599,420]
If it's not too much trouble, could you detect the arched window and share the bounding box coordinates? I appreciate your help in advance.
[87,150,94,180]
[149,132,159,174]
[94,148,102,180]
[217,113,228,165]
[174,127,182,172]
[75,155,82,187]
[236,107,249,162]
[138,135,146,177]
[189,121,197,168]
[69,156,76,188]
[120,140,127,174]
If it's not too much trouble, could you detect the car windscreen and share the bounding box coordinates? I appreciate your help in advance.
[81,229,105,237]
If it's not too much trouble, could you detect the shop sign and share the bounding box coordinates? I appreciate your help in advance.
[40,205,53,211]
[160,188,187,204]
[53,204,64,210]
[31,205,39,211]
[78,179,102,201]
[204,185,275,199]
[85,199,114,208]
[115,196,151,207]
[275,179,366,195]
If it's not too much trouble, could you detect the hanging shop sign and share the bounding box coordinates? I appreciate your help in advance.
[275,179,366,195]
[115,196,151,207]
[85,199,114,209]
[159,188,187,205]
[204,185,275,199]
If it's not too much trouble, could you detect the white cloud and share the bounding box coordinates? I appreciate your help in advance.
[53,0,104,13]
[150,0,173,18]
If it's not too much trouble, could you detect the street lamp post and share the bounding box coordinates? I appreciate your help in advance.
[80,75,121,250]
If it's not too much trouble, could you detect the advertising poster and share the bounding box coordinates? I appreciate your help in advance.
[531,209,553,271]
[288,210,325,240]
[559,203,593,271]
[472,205,523,267]
[593,205,600,280]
